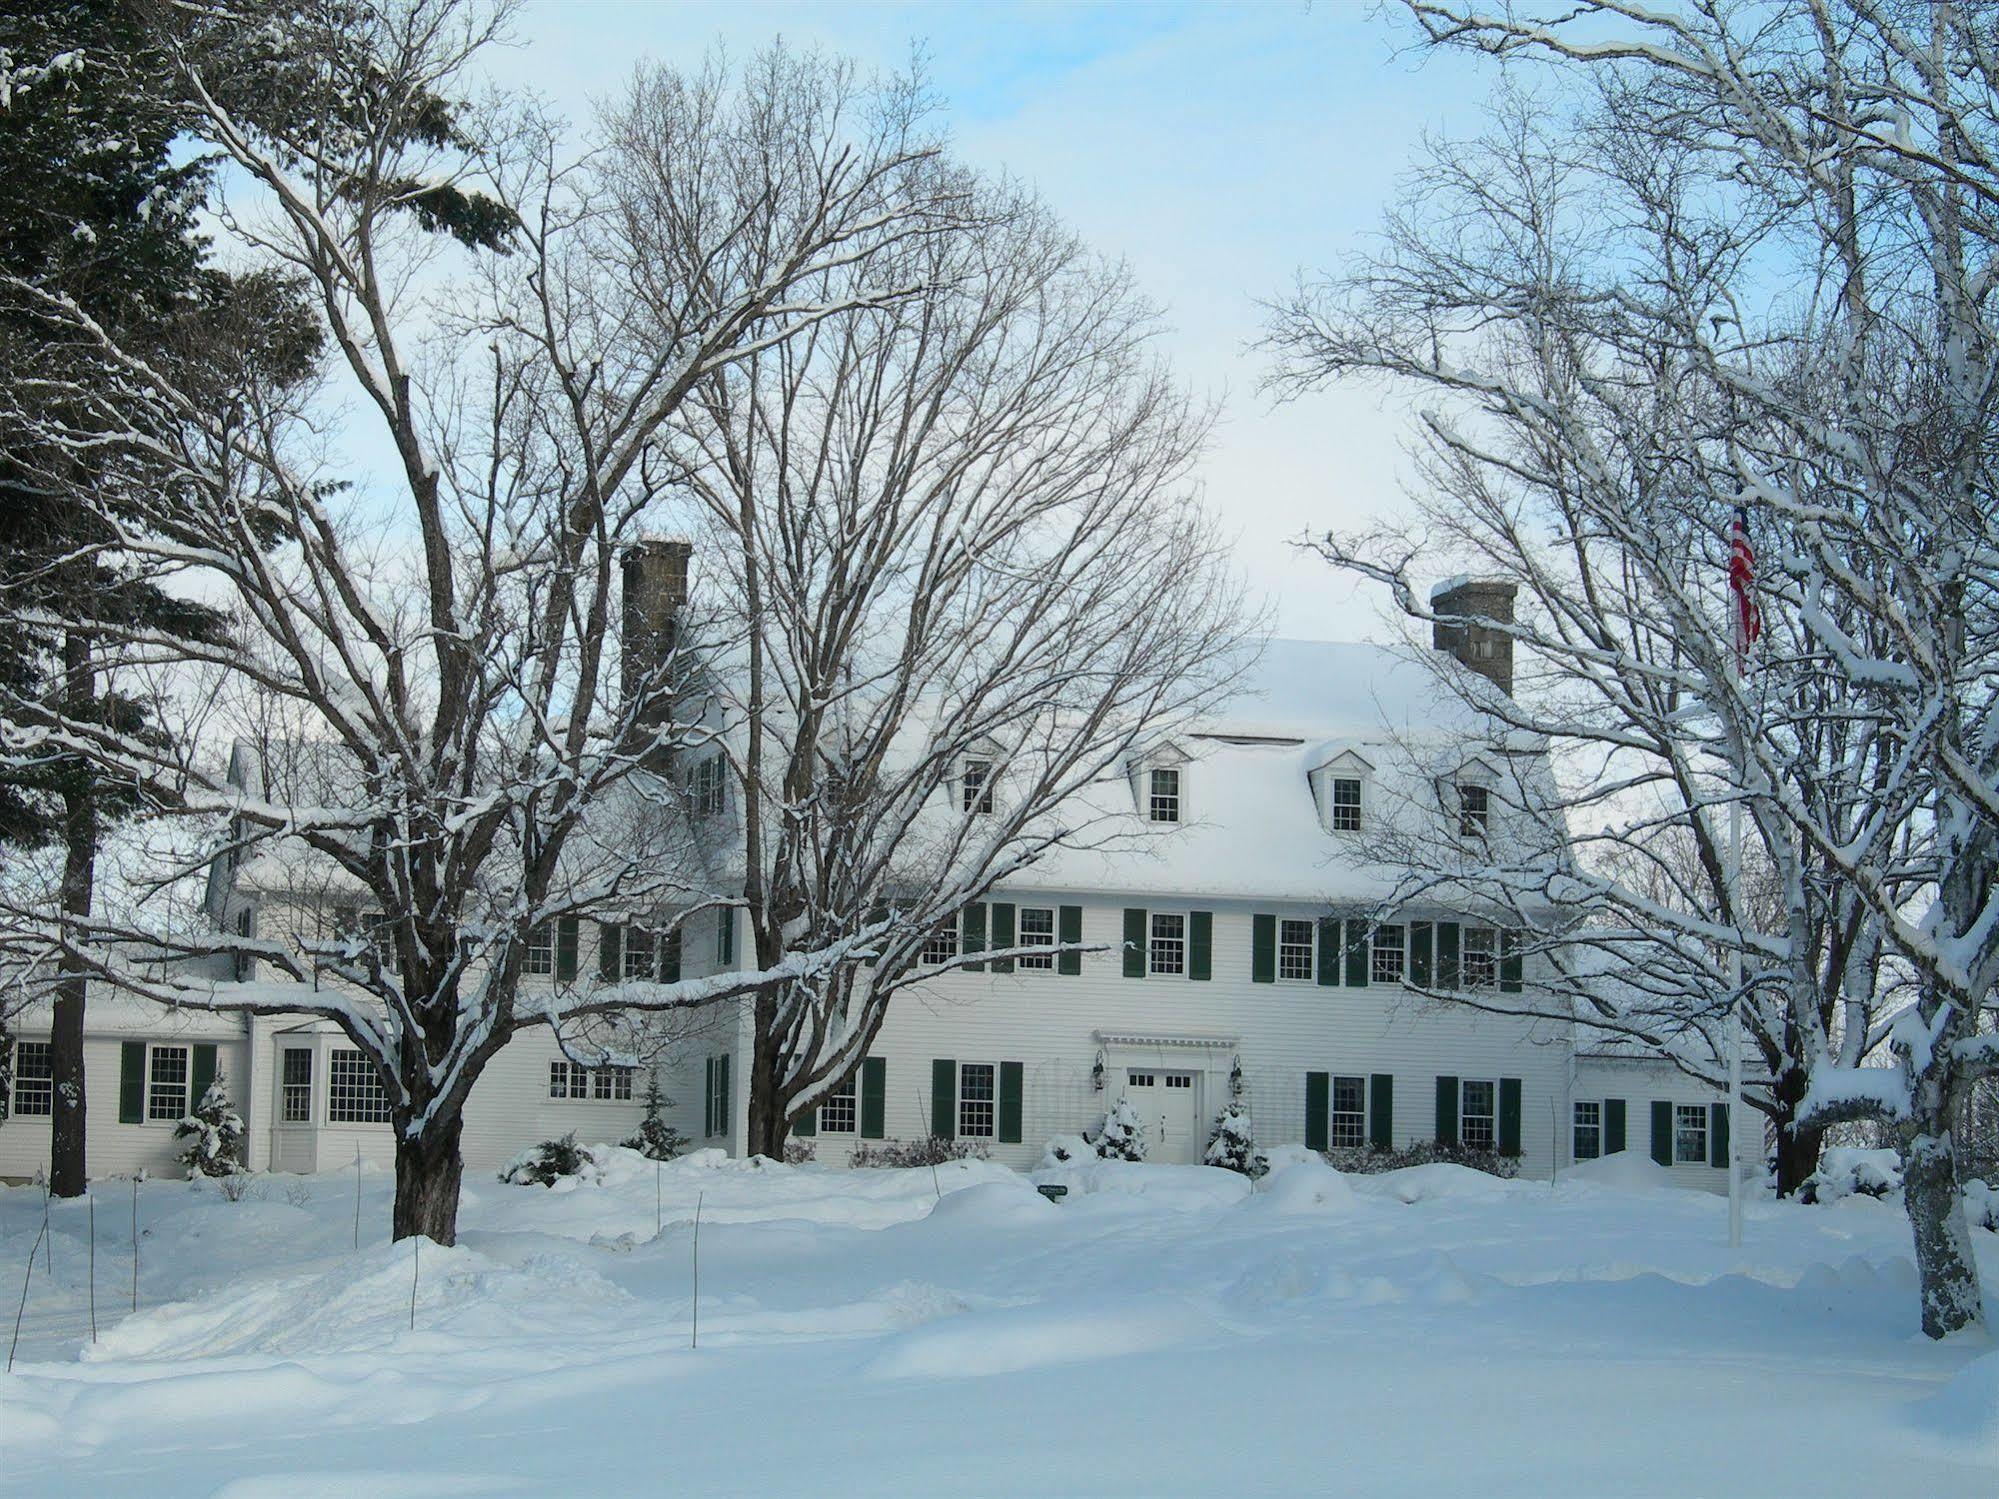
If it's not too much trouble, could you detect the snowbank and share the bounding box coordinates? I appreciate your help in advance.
[1563,1150,1679,1192]
[1802,1147,1902,1204]
[1242,1156,1360,1217]
[1357,1162,1520,1205]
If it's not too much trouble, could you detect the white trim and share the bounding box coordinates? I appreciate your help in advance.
[1094,1030,1239,1051]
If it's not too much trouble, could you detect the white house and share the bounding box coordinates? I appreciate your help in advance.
[0,580,1738,1188]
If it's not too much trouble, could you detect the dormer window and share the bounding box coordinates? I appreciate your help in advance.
[1330,776,1363,832]
[1148,766,1181,823]
[1458,782,1491,840]
[962,758,994,815]
[689,755,726,818]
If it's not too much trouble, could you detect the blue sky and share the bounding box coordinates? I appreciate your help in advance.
[475,2,1491,640]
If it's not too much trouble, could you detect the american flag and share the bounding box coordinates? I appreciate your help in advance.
[1728,504,1760,672]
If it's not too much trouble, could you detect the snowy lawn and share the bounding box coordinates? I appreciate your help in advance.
[3,1149,1996,1497]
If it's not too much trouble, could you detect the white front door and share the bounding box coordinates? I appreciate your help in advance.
[1127,1068,1203,1163]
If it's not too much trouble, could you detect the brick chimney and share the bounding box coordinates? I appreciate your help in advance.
[1430,577,1517,695]
[621,538,693,721]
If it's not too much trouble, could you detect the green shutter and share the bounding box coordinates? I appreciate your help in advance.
[1344,920,1370,988]
[716,1055,730,1136]
[1710,1102,1730,1168]
[1369,1073,1394,1149]
[599,921,622,981]
[931,1059,956,1138]
[1188,911,1212,981]
[793,1096,816,1137]
[961,904,987,973]
[1122,909,1147,978]
[190,1044,218,1110]
[1251,914,1276,984]
[1604,1098,1626,1154]
[660,928,681,984]
[1499,1078,1522,1156]
[555,916,579,980]
[1409,921,1433,987]
[1058,905,1083,976]
[1305,1071,1330,1151]
[1500,929,1523,992]
[989,902,1015,974]
[1650,1100,1673,1166]
[1435,1075,1459,1147]
[1437,921,1461,990]
[702,1057,714,1139]
[999,1061,1023,1144]
[860,1057,887,1138]
[119,1041,146,1124]
[1317,917,1341,986]
[717,910,734,967]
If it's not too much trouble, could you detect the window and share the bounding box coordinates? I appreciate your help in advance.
[623,926,656,982]
[11,1041,52,1117]
[550,1061,633,1102]
[704,1057,730,1137]
[1018,906,1055,970]
[1127,1071,1156,1088]
[1330,776,1363,832]
[1372,924,1406,985]
[1278,919,1314,981]
[333,906,396,964]
[690,755,726,818]
[1675,1103,1709,1165]
[147,1045,190,1122]
[1464,927,1497,989]
[525,922,554,976]
[1460,1079,1497,1151]
[921,919,959,966]
[962,758,993,814]
[328,1049,392,1124]
[1573,1100,1602,1161]
[550,1060,580,1099]
[1163,1072,1194,1089]
[281,1048,313,1124]
[1148,912,1185,976]
[820,1077,857,1134]
[1332,1075,1367,1149]
[958,1062,996,1138]
[1458,783,1491,840]
[1148,766,1181,823]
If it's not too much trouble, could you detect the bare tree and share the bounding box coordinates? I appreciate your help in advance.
[671,179,1253,1156]
[1271,2,1999,1337]
[0,4,971,1243]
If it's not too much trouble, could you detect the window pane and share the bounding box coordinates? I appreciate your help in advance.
[12,1041,53,1117]
[1675,1103,1708,1164]
[1463,928,1497,989]
[148,1046,189,1122]
[328,1049,392,1124]
[959,1062,996,1137]
[624,926,656,981]
[1018,907,1055,970]
[1459,783,1491,838]
[1278,919,1314,980]
[549,1060,570,1100]
[922,920,959,966]
[1149,767,1180,823]
[282,1048,313,1124]
[1331,777,1362,832]
[821,1077,857,1133]
[593,1067,613,1101]
[1461,1079,1496,1150]
[962,759,993,814]
[1149,913,1185,975]
[525,922,554,976]
[1331,1074,1366,1148]
[1371,925,1406,984]
[1572,1100,1600,1161]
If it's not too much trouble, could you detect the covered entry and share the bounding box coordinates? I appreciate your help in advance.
[1096,1030,1238,1165]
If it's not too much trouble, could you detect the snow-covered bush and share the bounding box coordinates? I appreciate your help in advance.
[1203,1101,1266,1177]
[1321,1141,1520,1180]
[1040,1133,1094,1167]
[619,1075,688,1161]
[1093,1099,1147,1162]
[783,1138,816,1165]
[1800,1147,1902,1204]
[849,1136,990,1168]
[174,1077,247,1178]
[498,1132,605,1187]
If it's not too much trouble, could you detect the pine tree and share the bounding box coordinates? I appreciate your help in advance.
[1094,1098,1148,1162]
[621,1073,688,1161]
[174,1075,247,1178]
[1204,1100,1262,1176]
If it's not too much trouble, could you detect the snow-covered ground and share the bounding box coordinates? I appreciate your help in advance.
[3,1148,1995,1496]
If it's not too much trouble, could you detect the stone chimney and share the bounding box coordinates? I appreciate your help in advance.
[1430,577,1517,695]
[621,538,693,720]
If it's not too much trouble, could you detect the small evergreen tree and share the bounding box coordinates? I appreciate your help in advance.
[620,1073,688,1161]
[1204,1100,1263,1176]
[174,1075,246,1177]
[1094,1098,1148,1162]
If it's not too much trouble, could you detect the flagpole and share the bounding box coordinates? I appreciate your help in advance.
[1727,795,1743,1250]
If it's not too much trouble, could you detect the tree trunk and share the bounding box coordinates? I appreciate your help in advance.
[1902,1125,1984,1338]
[745,997,789,1160]
[1772,1063,1823,1197]
[392,1116,465,1246]
[49,630,96,1198]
